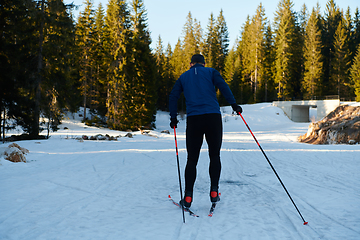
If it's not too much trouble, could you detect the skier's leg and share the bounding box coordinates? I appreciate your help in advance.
[185,115,204,193]
[204,114,223,189]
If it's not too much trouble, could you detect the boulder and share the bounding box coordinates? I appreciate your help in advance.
[2,143,29,163]
[298,105,360,144]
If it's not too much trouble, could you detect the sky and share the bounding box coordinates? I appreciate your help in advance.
[66,0,359,50]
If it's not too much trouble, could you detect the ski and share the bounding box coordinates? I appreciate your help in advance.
[208,192,220,217]
[208,202,217,217]
[168,195,199,217]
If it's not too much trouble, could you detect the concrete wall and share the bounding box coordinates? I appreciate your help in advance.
[272,100,340,122]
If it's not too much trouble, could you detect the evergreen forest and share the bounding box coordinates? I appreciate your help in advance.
[1,0,360,139]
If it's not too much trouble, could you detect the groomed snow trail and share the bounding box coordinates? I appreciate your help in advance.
[1,104,359,239]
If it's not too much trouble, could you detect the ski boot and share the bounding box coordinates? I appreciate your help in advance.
[210,186,220,203]
[179,191,193,208]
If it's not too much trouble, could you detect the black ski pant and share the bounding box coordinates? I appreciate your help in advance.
[185,113,222,193]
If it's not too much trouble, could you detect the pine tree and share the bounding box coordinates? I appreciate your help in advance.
[224,47,237,86]
[344,7,352,49]
[332,17,350,98]
[262,24,276,102]
[224,44,243,103]
[171,38,185,79]
[203,9,230,76]
[350,45,360,101]
[352,8,360,61]
[343,7,354,99]
[182,12,202,65]
[128,0,158,130]
[237,4,270,103]
[322,0,342,96]
[296,4,308,98]
[155,36,175,111]
[163,43,176,111]
[32,0,46,137]
[170,39,187,113]
[203,13,218,69]
[347,7,360,82]
[0,0,37,138]
[1,0,76,138]
[273,0,299,100]
[92,3,107,117]
[303,6,323,99]
[251,4,267,102]
[344,7,360,99]
[236,15,256,104]
[168,13,200,87]
[193,17,204,54]
[216,9,230,74]
[298,4,308,36]
[42,0,77,136]
[238,15,252,97]
[155,36,167,111]
[76,0,96,121]
[105,0,131,129]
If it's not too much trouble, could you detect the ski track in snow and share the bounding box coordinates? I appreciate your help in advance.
[1,103,360,239]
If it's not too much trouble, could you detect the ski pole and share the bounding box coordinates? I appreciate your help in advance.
[173,126,185,223]
[238,112,308,225]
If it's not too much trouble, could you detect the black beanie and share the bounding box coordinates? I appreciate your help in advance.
[191,54,205,64]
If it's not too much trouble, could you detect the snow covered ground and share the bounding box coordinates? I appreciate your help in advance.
[1,103,359,240]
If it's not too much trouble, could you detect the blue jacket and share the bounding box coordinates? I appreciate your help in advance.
[169,64,236,119]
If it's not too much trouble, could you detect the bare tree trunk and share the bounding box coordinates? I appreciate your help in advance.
[83,78,87,122]
[83,55,88,122]
[254,47,258,103]
[34,0,45,138]
[1,107,4,142]
[265,79,268,102]
[0,101,3,140]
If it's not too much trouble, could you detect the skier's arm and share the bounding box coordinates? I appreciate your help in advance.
[169,79,183,119]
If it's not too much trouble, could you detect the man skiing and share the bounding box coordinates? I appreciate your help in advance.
[169,54,242,208]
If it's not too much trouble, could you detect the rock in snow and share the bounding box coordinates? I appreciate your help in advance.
[299,105,360,144]
[0,143,29,163]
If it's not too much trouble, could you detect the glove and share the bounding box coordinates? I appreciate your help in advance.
[231,103,243,115]
[170,118,179,128]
